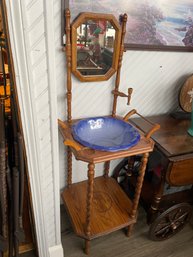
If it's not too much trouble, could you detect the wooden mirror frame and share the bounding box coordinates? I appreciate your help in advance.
[71,12,121,82]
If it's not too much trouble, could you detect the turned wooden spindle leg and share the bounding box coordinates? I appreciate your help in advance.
[67,147,72,187]
[85,240,90,255]
[104,161,110,178]
[127,153,149,237]
[147,170,165,224]
[85,163,95,255]
[65,9,72,123]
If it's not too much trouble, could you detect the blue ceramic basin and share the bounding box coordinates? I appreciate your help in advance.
[72,117,140,152]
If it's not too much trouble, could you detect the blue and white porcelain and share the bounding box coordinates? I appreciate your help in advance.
[72,117,140,152]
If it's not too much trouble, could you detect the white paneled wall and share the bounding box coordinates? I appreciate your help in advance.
[23,1,57,247]
[6,0,193,256]
[6,1,62,256]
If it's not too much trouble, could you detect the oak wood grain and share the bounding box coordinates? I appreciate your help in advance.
[62,177,135,240]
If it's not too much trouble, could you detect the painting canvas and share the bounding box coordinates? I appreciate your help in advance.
[64,0,193,51]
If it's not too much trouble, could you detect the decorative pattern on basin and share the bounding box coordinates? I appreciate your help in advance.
[72,117,140,152]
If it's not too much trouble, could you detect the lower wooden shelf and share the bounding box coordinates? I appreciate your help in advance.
[62,176,135,240]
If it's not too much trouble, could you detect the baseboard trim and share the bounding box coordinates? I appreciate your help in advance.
[49,244,64,257]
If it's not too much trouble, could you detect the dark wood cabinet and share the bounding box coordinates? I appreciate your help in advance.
[130,115,193,240]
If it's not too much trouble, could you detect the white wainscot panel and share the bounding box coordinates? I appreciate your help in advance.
[26,0,44,28]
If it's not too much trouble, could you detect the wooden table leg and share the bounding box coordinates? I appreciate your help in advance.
[85,240,90,255]
[127,152,149,237]
[85,163,95,254]
[104,161,110,178]
[147,169,165,224]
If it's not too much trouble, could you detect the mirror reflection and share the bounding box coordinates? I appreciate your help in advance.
[76,19,115,76]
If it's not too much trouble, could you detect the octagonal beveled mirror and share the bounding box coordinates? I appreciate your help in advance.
[71,12,121,82]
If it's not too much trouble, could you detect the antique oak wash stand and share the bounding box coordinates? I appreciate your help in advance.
[58,9,159,254]
[114,114,193,241]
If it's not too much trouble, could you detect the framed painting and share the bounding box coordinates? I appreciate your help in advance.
[63,0,193,51]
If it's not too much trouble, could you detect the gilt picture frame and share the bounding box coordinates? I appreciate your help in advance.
[63,0,193,51]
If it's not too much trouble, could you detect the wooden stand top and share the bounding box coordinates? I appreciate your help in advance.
[131,114,193,157]
[58,116,154,164]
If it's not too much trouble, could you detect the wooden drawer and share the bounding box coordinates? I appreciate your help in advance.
[166,157,193,186]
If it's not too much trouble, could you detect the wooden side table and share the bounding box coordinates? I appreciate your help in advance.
[59,117,155,254]
[130,114,193,240]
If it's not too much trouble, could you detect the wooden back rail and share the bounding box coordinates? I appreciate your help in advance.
[65,9,72,124]
[112,14,127,117]
[65,9,73,186]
